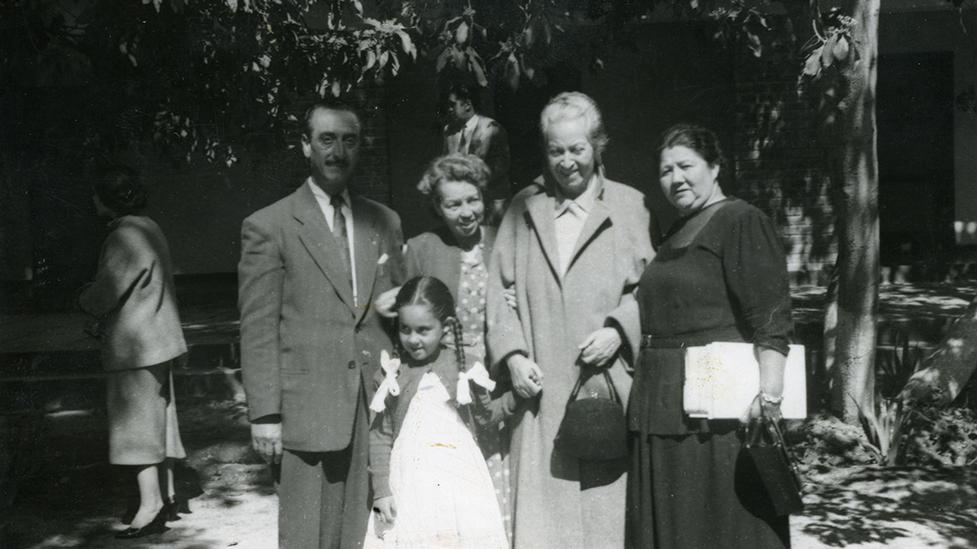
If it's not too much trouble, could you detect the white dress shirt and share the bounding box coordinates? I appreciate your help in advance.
[308,179,358,306]
[447,114,480,155]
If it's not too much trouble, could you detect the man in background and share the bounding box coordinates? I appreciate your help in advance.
[443,83,511,223]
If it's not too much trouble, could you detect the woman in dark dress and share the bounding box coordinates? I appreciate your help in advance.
[627,125,792,548]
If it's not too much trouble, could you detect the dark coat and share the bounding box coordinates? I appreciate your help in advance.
[404,224,497,302]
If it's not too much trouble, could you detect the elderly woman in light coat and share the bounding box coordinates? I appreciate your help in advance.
[487,92,654,549]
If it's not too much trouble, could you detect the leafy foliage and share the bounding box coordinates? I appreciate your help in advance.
[903,406,977,467]
[4,0,416,165]
[848,332,926,466]
[797,5,857,84]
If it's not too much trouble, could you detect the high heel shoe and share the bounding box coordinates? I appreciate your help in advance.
[162,497,190,521]
[115,508,168,539]
[120,500,139,525]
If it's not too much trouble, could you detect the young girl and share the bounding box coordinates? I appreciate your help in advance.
[366,276,514,549]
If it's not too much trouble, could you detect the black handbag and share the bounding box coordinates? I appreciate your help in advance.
[743,408,805,516]
[554,369,628,461]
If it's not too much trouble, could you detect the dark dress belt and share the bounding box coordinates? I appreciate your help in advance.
[640,328,744,349]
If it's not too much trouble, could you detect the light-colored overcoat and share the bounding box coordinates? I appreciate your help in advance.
[487,177,654,549]
[78,215,187,371]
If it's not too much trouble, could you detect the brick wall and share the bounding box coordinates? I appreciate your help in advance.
[730,52,836,285]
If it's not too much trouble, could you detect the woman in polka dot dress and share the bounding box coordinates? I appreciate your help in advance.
[375,153,513,543]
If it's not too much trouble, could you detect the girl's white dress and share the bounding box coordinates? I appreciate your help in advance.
[365,372,509,549]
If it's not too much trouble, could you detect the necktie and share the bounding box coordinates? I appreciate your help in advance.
[331,194,353,289]
[457,128,469,154]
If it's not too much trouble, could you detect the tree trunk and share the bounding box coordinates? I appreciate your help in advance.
[829,0,881,423]
[901,294,977,406]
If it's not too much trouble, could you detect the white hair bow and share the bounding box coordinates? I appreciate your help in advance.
[456,361,496,406]
[370,350,401,413]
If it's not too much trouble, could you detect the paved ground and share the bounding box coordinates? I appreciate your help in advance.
[3,282,976,547]
[4,400,977,549]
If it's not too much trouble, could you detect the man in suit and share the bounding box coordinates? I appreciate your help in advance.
[443,83,511,223]
[238,98,404,548]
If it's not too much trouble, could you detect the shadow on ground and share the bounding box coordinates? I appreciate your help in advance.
[1,399,278,548]
[796,466,977,549]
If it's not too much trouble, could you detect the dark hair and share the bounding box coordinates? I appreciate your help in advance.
[301,97,363,137]
[416,153,489,207]
[658,124,725,168]
[447,83,480,112]
[94,165,147,215]
[394,276,467,372]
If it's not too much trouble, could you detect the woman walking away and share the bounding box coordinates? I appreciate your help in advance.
[79,166,189,539]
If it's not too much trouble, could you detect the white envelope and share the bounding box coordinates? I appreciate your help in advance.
[683,342,807,420]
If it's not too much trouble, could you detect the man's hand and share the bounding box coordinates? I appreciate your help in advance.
[508,354,543,398]
[374,286,401,319]
[251,422,283,464]
[578,327,622,367]
[374,496,397,524]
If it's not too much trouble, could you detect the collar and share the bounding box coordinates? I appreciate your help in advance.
[554,172,604,217]
[462,114,479,135]
[307,178,351,207]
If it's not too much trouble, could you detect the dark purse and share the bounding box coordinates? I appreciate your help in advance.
[554,369,628,461]
[743,407,805,516]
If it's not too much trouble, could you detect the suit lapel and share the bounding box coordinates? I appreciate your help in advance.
[351,195,379,324]
[525,189,562,284]
[469,117,485,152]
[292,184,356,316]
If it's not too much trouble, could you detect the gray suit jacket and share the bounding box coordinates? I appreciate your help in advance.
[443,115,511,201]
[238,182,405,452]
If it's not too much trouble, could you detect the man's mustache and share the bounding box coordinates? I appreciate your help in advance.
[323,158,349,168]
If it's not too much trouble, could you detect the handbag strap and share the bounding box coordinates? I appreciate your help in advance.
[746,403,804,485]
[566,369,622,407]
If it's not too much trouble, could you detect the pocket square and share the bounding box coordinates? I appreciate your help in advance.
[378,253,389,265]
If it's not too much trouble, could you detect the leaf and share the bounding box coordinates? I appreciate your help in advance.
[436,46,451,72]
[452,47,466,70]
[832,35,850,64]
[455,21,470,45]
[822,35,837,68]
[520,54,535,81]
[390,52,401,75]
[331,80,341,97]
[470,56,488,86]
[524,25,535,48]
[395,30,415,59]
[364,49,377,70]
[352,0,363,15]
[505,53,520,90]
[803,49,822,77]
[747,32,762,58]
